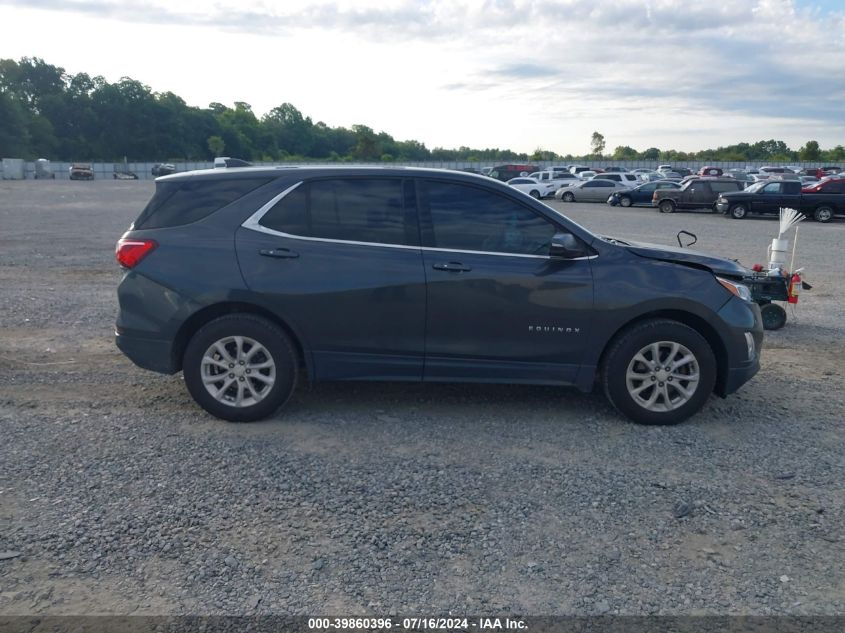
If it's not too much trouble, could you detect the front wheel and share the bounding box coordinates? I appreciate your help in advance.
[619,196,633,207]
[729,204,748,219]
[814,206,833,223]
[183,314,298,422]
[658,200,675,214]
[562,191,575,202]
[602,319,716,425]
[529,190,540,199]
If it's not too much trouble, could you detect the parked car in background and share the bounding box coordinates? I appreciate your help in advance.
[759,166,794,174]
[660,171,684,182]
[603,167,628,173]
[152,163,177,177]
[577,170,598,181]
[556,179,632,202]
[69,163,94,180]
[674,168,692,177]
[608,181,682,207]
[113,170,138,180]
[800,176,820,186]
[528,170,580,189]
[590,172,640,187]
[114,166,763,426]
[641,171,666,182]
[489,164,539,181]
[652,177,743,213]
[698,166,723,177]
[716,178,845,222]
[569,165,593,176]
[507,177,557,199]
[725,169,753,188]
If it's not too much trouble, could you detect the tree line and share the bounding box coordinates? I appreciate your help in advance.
[1,57,843,164]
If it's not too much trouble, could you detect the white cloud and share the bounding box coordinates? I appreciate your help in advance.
[1,0,843,153]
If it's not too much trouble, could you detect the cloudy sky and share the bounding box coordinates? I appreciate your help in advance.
[1,0,844,154]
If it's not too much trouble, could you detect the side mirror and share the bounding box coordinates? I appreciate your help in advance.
[550,232,587,259]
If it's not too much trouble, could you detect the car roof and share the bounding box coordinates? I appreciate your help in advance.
[157,165,495,183]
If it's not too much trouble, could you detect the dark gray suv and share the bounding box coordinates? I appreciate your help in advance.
[116,167,763,425]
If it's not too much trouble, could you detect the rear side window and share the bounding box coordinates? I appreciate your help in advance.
[135,178,271,229]
[259,178,414,246]
[709,181,742,193]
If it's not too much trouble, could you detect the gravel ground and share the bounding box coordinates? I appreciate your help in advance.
[0,180,843,616]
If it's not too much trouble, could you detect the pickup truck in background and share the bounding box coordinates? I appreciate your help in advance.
[528,170,581,190]
[651,177,743,213]
[714,178,845,223]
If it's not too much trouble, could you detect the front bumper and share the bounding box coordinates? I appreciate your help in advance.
[716,297,764,396]
[715,200,729,212]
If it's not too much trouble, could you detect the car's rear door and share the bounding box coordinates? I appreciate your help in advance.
[236,177,426,381]
[417,178,594,384]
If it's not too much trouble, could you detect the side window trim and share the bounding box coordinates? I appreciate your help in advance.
[242,180,421,251]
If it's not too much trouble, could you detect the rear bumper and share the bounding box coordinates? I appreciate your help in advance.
[115,329,178,374]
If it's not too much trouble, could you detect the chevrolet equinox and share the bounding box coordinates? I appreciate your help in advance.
[115,167,763,425]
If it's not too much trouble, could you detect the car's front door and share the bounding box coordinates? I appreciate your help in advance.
[582,180,615,201]
[751,181,783,214]
[417,179,594,384]
[687,182,713,208]
[236,177,426,381]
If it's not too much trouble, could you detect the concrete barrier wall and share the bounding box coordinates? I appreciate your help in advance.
[1,159,838,181]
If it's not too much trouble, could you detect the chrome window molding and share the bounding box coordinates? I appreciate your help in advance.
[241,180,598,261]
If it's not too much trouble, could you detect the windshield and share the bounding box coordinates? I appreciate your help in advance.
[745,181,766,193]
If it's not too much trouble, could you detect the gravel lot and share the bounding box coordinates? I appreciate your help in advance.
[0,180,843,616]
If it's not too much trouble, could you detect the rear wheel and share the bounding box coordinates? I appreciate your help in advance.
[658,200,676,214]
[814,206,833,223]
[729,204,748,219]
[183,314,298,422]
[619,196,633,207]
[602,319,716,425]
[760,302,787,330]
[562,191,575,203]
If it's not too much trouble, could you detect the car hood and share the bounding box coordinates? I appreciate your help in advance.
[623,240,749,277]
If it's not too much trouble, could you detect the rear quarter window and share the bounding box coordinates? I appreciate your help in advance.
[134,178,272,229]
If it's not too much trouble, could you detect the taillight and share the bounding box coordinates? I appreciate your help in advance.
[116,238,157,268]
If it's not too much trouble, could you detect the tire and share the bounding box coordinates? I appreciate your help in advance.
[562,191,575,203]
[602,319,717,426]
[814,206,833,223]
[529,190,540,199]
[729,204,748,219]
[760,303,787,330]
[183,314,298,422]
[619,196,633,208]
[658,200,675,214]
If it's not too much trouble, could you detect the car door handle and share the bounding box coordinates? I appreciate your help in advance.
[432,262,472,272]
[259,248,299,259]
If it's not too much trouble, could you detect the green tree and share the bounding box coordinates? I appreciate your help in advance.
[799,140,821,161]
[612,145,637,160]
[207,135,225,156]
[590,131,605,157]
